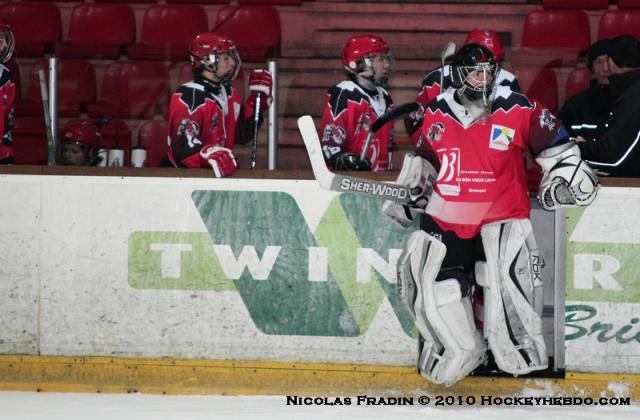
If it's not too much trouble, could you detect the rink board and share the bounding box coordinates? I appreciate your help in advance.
[0,174,639,393]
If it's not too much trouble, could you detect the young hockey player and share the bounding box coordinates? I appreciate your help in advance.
[0,19,16,164]
[385,44,598,387]
[405,29,520,144]
[319,34,395,171]
[163,32,273,177]
[59,120,101,166]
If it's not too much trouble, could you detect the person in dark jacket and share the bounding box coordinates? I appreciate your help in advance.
[559,39,611,141]
[578,35,640,177]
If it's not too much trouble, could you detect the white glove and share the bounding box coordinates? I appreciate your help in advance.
[383,154,438,227]
[200,145,238,178]
[536,141,598,210]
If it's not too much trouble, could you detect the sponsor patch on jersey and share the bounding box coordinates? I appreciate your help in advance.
[489,124,515,151]
[355,113,371,136]
[427,122,445,142]
[539,108,556,131]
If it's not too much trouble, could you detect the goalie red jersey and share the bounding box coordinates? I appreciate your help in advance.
[319,80,393,171]
[418,86,567,238]
[0,63,16,162]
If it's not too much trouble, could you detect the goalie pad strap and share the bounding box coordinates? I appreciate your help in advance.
[398,231,487,387]
[479,219,548,375]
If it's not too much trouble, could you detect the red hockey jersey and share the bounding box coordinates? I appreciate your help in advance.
[418,86,566,238]
[319,80,394,171]
[167,76,253,168]
[0,64,16,162]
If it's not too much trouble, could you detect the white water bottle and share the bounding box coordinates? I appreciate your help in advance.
[97,148,108,167]
[131,146,147,168]
[108,147,124,167]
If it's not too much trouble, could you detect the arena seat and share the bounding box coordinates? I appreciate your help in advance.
[618,0,640,9]
[127,5,208,62]
[511,67,558,114]
[55,3,135,59]
[94,0,156,3]
[0,2,61,57]
[597,10,640,40]
[138,120,168,167]
[16,59,96,117]
[12,117,48,165]
[214,6,281,62]
[564,66,592,102]
[88,61,169,120]
[510,10,590,67]
[542,0,608,9]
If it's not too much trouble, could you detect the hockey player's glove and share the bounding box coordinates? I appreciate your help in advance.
[334,153,372,171]
[535,141,599,210]
[200,145,238,178]
[383,154,438,228]
[245,69,273,117]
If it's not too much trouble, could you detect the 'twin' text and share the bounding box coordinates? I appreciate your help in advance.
[339,178,408,199]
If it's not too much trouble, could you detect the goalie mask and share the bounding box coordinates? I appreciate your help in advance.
[189,32,241,84]
[451,43,497,106]
[464,29,505,64]
[0,19,15,64]
[342,35,394,90]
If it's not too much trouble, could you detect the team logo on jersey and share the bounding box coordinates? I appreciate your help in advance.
[539,109,556,131]
[355,113,372,136]
[489,124,515,151]
[177,119,201,148]
[322,124,346,145]
[427,122,445,142]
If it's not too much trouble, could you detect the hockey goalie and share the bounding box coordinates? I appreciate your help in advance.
[384,43,599,387]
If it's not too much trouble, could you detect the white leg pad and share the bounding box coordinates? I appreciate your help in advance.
[398,231,487,387]
[479,219,548,375]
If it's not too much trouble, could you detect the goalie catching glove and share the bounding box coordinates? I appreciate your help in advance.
[535,141,598,211]
[383,154,438,228]
[200,145,237,178]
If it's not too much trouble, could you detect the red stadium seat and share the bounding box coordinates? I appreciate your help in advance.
[88,61,169,120]
[214,6,281,62]
[16,59,96,117]
[94,0,156,3]
[138,120,168,167]
[238,0,301,4]
[542,0,608,9]
[12,117,48,165]
[511,10,590,67]
[511,67,558,114]
[0,2,61,57]
[127,5,208,62]
[597,11,640,40]
[564,66,592,101]
[55,3,135,59]
[618,0,640,9]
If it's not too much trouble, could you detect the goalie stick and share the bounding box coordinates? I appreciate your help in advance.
[298,115,412,203]
[440,41,457,94]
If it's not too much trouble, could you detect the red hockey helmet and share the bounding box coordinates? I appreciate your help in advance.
[342,35,390,71]
[0,19,15,64]
[464,29,505,64]
[189,32,241,83]
[62,120,99,148]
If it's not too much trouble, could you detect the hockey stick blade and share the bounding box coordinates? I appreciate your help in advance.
[297,115,411,204]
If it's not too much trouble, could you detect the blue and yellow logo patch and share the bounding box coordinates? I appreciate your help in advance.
[489,124,516,151]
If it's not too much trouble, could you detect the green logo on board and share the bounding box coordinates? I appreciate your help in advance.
[129,191,418,337]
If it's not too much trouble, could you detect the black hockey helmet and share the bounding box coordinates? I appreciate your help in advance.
[451,43,498,103]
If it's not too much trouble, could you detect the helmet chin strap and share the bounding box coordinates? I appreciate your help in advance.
[457,87,491,121]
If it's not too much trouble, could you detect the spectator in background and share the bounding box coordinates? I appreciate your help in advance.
[162,32,273,177]
[559,39,612,141]
[405,29,520,144]
[319,34,395,171]
[0,20,16,164]
[59,120,101,166]
[578,35,640,177]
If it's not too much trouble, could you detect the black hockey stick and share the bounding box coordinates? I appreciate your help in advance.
[298,115,411,203]
[359,101,420,161]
